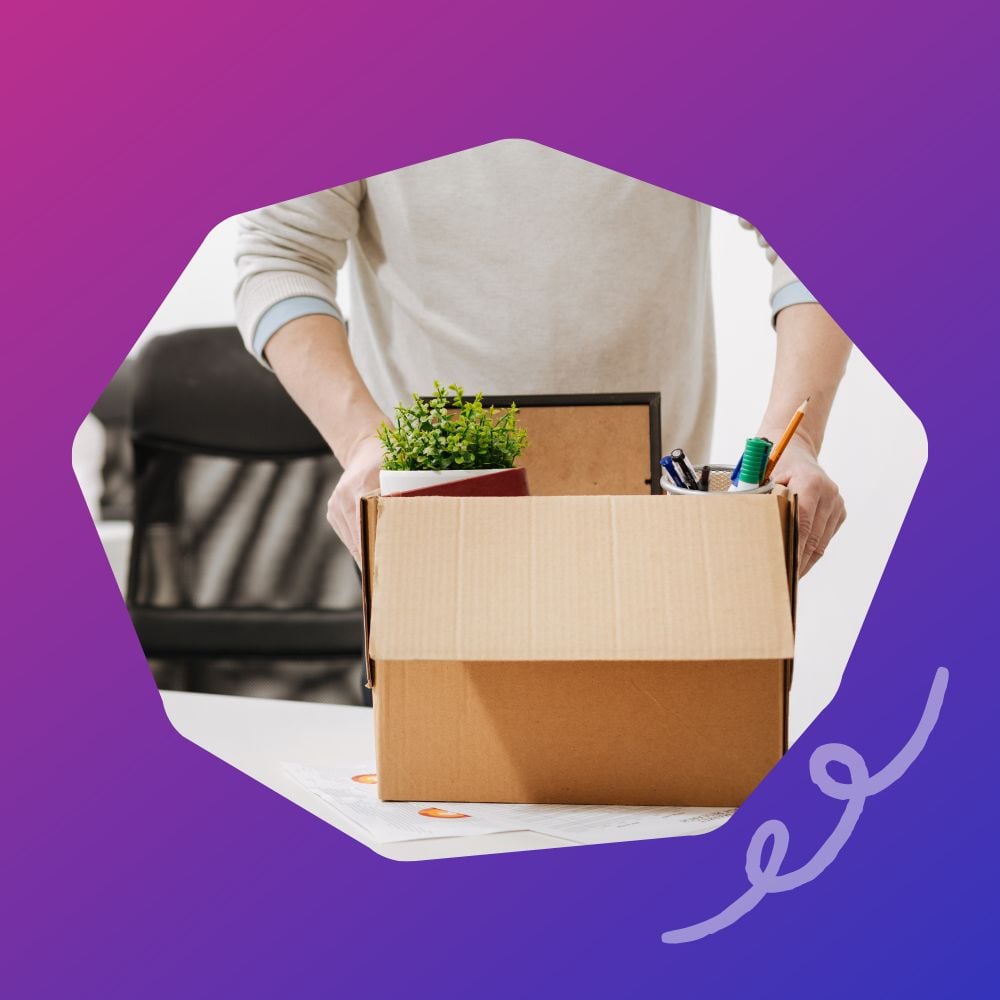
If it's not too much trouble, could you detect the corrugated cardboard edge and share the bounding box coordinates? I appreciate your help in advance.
[359,492,380,689]
[780,492,800,753]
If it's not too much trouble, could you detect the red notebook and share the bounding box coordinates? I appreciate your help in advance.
[386,467,530,498]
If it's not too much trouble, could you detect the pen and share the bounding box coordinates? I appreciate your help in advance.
[671,448,700,491]
[660,455,686,489]
[698,465,711,492]
[730,451,744,485]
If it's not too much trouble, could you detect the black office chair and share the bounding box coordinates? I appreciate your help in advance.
[91,357,135,521]
[127,327,364,703]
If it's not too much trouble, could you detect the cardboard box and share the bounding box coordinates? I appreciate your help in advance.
[360,493,798,807]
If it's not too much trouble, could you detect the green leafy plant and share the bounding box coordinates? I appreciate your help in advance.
[378,382,529,471]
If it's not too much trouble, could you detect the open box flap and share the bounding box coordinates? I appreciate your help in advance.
[368,494,794,663]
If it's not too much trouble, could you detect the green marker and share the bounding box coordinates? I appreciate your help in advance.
[729,437,770,492]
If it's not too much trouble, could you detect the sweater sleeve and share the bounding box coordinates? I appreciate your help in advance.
[737,217,817,325]
[234,181,365,363]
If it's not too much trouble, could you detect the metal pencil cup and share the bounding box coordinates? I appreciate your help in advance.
[660,463,774,495]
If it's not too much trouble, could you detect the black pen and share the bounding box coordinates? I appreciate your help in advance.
[671,448,700,491]
[698,464,711,492]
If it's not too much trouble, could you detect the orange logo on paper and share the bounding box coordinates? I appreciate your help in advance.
[351,774,378,785]
[418,807,471,819]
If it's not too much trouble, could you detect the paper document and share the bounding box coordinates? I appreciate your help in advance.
[283,763,734,845]
[284,763,513,842]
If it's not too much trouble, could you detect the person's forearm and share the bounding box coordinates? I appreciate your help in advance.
[263,314,386,465]
[757,303,852,454]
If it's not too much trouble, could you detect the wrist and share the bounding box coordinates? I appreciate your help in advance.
[342,417,386,466]
[323,383,386,466]
[757,422,820,460]
[761,436,820,469]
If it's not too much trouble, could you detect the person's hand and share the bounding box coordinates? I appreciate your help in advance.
[767,437,846,576]
[327,430,385,565]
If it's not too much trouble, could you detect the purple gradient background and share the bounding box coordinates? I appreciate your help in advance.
[3,3,995,996]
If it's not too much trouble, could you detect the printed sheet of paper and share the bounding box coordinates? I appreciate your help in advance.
[284,763,515,842]
[495,802,734,844]
[283,763,733,845]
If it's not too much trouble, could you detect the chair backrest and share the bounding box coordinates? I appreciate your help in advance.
[91,357,136,520]
[127,328,361,632]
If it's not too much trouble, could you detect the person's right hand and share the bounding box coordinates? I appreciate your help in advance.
[327,431,385,564]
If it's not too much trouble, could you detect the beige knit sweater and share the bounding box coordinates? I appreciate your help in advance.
[235,139,807,463]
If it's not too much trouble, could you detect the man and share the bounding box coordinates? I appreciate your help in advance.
[235,140,847,575]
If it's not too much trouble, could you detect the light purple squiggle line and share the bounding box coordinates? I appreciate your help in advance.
[661,667,949,944]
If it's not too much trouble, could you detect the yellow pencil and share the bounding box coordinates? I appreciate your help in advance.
[764,397,810,480]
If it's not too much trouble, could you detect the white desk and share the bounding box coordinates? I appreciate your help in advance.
[161,690,572,861]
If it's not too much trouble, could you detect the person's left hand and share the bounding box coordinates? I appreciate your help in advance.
[768,438,846,576]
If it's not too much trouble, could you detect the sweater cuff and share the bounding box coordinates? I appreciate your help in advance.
[252,296,345,361]
[770,280,817,327]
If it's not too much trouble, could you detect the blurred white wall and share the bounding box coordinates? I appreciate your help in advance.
[138,217,240,340]
[136,216,352,348]
[126,201,926,742]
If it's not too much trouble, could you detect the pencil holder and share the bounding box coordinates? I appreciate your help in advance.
[660,463,774,495]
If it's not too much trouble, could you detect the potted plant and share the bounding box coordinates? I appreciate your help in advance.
[378,382,529,495]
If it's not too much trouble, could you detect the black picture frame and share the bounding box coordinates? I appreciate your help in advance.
[427,391,663,495]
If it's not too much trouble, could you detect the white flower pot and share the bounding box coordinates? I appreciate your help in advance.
[379,467,504,495]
